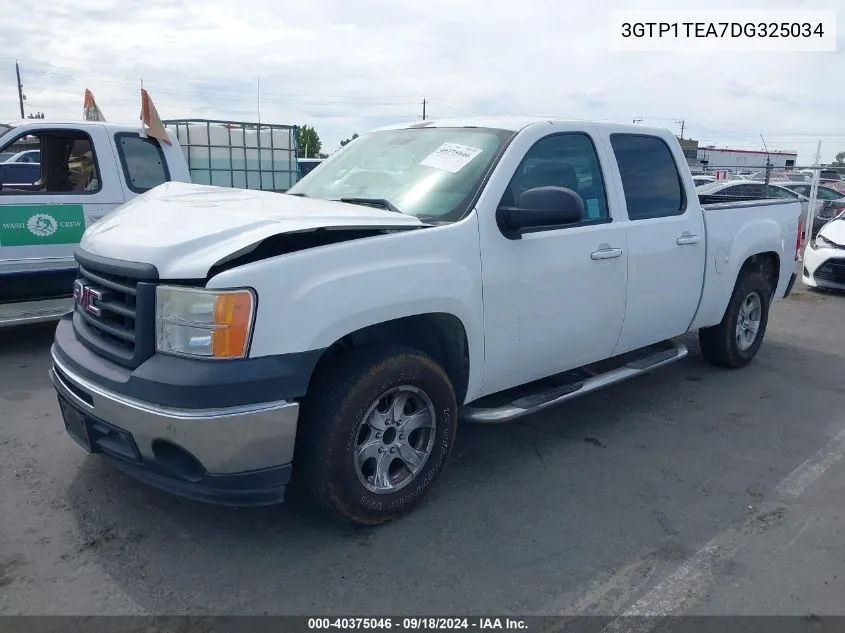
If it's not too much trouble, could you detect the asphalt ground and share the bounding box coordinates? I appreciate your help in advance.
[1,280,844,621]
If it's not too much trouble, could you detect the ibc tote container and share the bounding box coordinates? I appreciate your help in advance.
[163,119,300,192]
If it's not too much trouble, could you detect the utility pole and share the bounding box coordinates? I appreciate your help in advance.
[804,139,823,254]
[422,98,426,121]
[760,134,772,187]
[15,60,25,119]
[257,77,261,124]
[676,119,685,139]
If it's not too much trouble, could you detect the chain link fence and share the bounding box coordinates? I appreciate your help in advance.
[691,164,845,246]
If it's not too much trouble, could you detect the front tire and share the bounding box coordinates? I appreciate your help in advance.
[699,270,771,369]
[295,344,458,525]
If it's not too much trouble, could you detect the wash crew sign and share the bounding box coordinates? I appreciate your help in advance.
[0,205,86,246]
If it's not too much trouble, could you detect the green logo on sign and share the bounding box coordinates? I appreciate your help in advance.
[0,205,86,246]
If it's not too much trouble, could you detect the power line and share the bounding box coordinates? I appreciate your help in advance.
[2,58,423,102]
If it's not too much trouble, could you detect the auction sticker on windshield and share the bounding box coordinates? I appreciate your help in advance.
[0,205,86,246]
[420,143,484,173]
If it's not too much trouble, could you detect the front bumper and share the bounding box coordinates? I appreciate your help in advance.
[50,337,301,507]
[802,244,845,291]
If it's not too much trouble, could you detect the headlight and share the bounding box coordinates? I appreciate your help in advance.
[155,285,256,359]
[814,234,834,249]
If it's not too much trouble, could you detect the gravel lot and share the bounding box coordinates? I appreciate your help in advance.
[2,279,844,618]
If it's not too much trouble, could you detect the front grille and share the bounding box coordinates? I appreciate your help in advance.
[72,251,158,369]
[814,259,845,285]
[76,265,139,352]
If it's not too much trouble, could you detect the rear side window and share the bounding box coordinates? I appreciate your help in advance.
[610,134,685,220]
[725,183,766,198]
[766,185,797,199]
[115,133,170,193]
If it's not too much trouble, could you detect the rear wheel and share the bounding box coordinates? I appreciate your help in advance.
[295,344,457,525]
[699,271,771,369]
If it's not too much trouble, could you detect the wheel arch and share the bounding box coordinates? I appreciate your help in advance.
[310,313,472,405]
[737,250,780,301]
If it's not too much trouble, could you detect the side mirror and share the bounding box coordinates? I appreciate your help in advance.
[496,186,585,239]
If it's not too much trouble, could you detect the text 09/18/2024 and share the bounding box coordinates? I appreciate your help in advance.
[610,9,837,52]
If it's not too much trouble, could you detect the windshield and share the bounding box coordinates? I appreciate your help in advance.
[288,126,514,222]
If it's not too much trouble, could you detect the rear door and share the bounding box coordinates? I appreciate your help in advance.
[603,132,707,355]
[0,124,126,304]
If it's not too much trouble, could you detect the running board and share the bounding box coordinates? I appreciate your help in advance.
[0,298,73,328]
[460,341,689,423]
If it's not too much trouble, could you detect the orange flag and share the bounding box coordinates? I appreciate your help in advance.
[139,88,171,145]
[83,89,106,121]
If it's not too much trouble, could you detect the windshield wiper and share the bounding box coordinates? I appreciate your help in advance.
[336,197,402,214]
[287,192,310,197]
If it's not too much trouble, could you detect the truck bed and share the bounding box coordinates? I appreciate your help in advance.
[690,197,803,331]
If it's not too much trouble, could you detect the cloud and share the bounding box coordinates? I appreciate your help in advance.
[1,0,843,161]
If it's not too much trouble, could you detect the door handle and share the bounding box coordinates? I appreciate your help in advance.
[591,248,623,260]
[676,234,701,245]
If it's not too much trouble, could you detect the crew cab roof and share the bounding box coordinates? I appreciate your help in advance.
[373,117,671,136]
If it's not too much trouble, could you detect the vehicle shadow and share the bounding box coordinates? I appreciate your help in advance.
[61,332,845,615]
[0,322,57,355]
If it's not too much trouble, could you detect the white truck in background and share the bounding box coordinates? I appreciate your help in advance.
[49,118,803,525]
[0,119,299,327]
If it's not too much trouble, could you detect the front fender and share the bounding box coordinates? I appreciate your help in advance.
[207,218,485,399]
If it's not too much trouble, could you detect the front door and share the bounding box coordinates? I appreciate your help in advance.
[477,128,628,397]
[604,133,707,355]
[0,125,124,303]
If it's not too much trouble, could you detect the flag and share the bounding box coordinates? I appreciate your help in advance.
[139,88,171,145]
[83,89,106,121]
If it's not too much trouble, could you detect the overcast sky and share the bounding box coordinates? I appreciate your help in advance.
[1,0,843,161]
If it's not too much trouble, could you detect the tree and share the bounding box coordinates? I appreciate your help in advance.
[832,151,845,167]
[298,124,322,158]
[340,133,359,147]
[27,111,45,119]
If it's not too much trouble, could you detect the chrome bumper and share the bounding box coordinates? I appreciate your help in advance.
[50,349,300,474]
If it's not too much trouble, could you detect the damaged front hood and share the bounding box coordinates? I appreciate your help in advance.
[80,181,425,279]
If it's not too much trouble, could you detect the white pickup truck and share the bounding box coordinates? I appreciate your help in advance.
[48,118,803,525]
[0,119,298,327]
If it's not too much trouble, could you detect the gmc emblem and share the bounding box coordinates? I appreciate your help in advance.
[73,280,105,317]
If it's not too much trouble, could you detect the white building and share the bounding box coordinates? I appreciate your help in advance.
[697,146,798,171]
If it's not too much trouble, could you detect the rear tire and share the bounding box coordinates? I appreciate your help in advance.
[295,344,458,525]
[699,270,771,369]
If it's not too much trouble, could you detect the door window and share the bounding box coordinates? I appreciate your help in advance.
[817,187,844,201]
[609,134,685,220]
[766,185,798,199]
[0,131,100,194]
[502,132,610,222]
